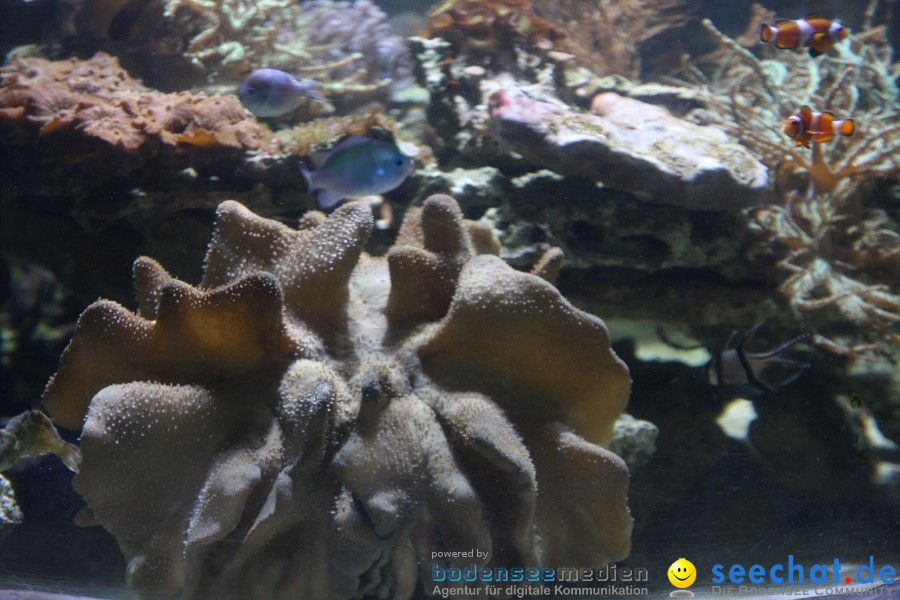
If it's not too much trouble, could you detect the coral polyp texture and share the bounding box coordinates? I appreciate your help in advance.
[0,53,266,185]
[41,194,632,599]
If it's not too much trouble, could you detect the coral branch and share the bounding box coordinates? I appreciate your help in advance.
[695,6,900,358]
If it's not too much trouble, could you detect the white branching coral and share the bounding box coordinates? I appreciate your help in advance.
[162,0,409,97]
[753,203,900,356]
[163,0,293,78]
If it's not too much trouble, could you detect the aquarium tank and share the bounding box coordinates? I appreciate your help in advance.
[0,0,898,598]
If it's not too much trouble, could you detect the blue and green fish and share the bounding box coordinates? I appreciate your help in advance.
[299,136,415,209]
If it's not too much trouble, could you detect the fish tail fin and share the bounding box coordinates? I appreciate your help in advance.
[309,88,329,103]
[306,81,328,102]
[760,24,776,43]
[298,160,342,209]
[298,159,317,199]
[55,440,81,473]
[838,119,855,137]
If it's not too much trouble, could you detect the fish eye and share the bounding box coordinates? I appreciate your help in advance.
[395,158,404,166]
[782,117,800,136]
[246,87,256,95]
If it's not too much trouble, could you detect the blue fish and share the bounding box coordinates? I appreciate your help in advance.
[299,136,415,209]
[237,68,327,117]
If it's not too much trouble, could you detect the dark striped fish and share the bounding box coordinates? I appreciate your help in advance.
[706,323,811,397]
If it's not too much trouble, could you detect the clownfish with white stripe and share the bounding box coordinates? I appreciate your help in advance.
[782,105,855,148]
[760,14,848,57]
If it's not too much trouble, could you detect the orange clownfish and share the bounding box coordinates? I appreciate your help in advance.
[782,106,855,148]
[760,14,848,57]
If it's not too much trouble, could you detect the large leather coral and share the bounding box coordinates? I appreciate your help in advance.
[41,194,632,599]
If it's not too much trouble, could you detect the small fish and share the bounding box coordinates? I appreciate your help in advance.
[782,105,855,148]
[0,410,80,473]
[706,324,811,397]
[237,68,327,118]
[299,135,415,209]
[760,14,848,57]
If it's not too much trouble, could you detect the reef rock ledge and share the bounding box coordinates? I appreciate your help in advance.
[41,194,632,599]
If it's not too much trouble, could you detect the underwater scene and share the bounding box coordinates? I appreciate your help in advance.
[0,0,898,598]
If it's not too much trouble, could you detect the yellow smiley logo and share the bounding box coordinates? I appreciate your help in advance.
[668,558,697,588]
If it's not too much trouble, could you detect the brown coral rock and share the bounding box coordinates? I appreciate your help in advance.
[0,53,266,183]
[41,194,632,599]
[424,0,565,56]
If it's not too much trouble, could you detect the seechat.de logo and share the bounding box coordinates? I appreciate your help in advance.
[668,558,697,597]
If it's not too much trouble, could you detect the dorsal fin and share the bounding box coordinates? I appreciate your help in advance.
[309,135,372,169]
[799,105,814,123]
[331,135,373,152]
